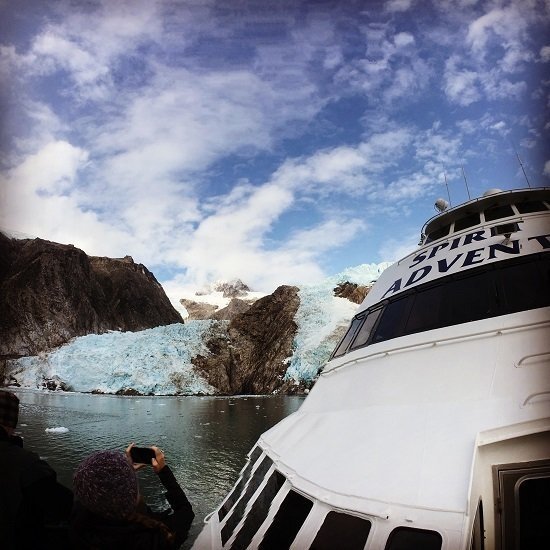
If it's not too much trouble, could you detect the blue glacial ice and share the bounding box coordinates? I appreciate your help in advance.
[9,322,219,395]
[285,262,390,384]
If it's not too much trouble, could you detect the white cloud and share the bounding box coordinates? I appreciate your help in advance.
[96,68,276,179]
[271,128,413,196]
[479,71,527,100]
[335,24,425,101]
[467,7,519,53]
[152,129,417,290]
[175,180,294,286]
[0,45,20,78]
[6,141,88,196]
[394,32,415,48]
[443,57,481,106]
[32,31,110,93]
[415,129,462,166]
[544,160,550,176]
[22,2,162,100]
[285,218,366,257]
[0,140,133,256]
[378,233,419,263]
[489,121,508,135]
[540,46,550,62]
[385,0,414,13]
[466,5,535,75]
[384,65,422,103]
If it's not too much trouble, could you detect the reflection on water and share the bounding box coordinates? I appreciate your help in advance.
[12,389,304,548]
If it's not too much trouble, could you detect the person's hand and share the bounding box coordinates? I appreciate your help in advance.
[151,446,166,474]
[125,442,147,471]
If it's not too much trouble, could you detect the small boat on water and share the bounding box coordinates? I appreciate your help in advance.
[193,187,550,550]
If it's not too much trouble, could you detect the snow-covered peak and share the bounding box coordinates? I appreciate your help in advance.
[196,278,251,298]
[176,279,265,320]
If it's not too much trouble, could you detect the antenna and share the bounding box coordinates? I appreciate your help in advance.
[510,141,532,189]
[461,165,471,200]
[443,171,452,206]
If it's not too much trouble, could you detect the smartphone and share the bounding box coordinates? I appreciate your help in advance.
[130,446,155,464]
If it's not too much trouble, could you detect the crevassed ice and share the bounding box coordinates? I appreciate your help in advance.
[285,262,390,383]
[10,322,218,395]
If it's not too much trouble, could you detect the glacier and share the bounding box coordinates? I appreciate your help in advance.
[9,322,219,395]
[285,262,390,384]
[7,263,389,395]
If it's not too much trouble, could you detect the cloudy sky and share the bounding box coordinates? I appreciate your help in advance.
[1,0,549,298]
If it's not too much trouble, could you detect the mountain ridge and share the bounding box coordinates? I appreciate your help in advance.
[0,233,183,359]
[1,234,387,394]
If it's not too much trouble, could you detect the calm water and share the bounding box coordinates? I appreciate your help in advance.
[11,389,304,548]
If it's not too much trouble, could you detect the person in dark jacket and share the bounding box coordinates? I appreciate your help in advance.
[0,390,73,549]
[70,444,194,549]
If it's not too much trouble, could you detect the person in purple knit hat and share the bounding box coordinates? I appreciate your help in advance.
[0,390,73,550]
[70,443,194,549]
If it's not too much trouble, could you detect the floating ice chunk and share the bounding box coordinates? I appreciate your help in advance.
[45,427,69,433]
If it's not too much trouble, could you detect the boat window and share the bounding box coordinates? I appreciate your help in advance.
[330,253,550,359]
[218,446,263,521]
[221,455,273,545]
[425,223,450,244]
[404,284,444,334]
[258,490,313,549]
[515,200,549,214]
[332,316,364,358]
[439,269,499,325]
[484,204,514,221]
[309,511,372,549]
[454,212,480,231]
[490,222,520,237]
[230,470,286,550]
[371,296,412,344]
[350,308,383,350]
[498,254,550,314]
[470,500,485,550]
[385,527,442,550]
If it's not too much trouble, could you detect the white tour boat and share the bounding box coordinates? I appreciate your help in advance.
[193,187,550,550]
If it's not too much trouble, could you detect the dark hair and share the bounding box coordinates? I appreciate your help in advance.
[126,511,175,545]
[71,511,175,550]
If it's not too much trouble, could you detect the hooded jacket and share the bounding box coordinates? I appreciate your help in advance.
[70,465,194,549]
[0,426,73,549]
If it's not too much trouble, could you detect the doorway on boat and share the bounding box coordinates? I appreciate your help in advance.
[493,458,550,550]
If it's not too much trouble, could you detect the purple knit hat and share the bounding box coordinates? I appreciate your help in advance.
[73,450,138,519]
[0,391,19,430]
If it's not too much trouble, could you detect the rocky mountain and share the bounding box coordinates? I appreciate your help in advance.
[179,299,220,320]
[1,233,388,395]
[180,278,261,321]
[212,279,251,298]
[333,282,372,304]
[0,234,183,359]
[211,298,254,321]
[180,296,255,321]
[192,286,300,394]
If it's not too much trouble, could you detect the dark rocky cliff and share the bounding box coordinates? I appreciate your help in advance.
[0,234,183,359]
[192,285,300,394]
[333,281,371,304]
